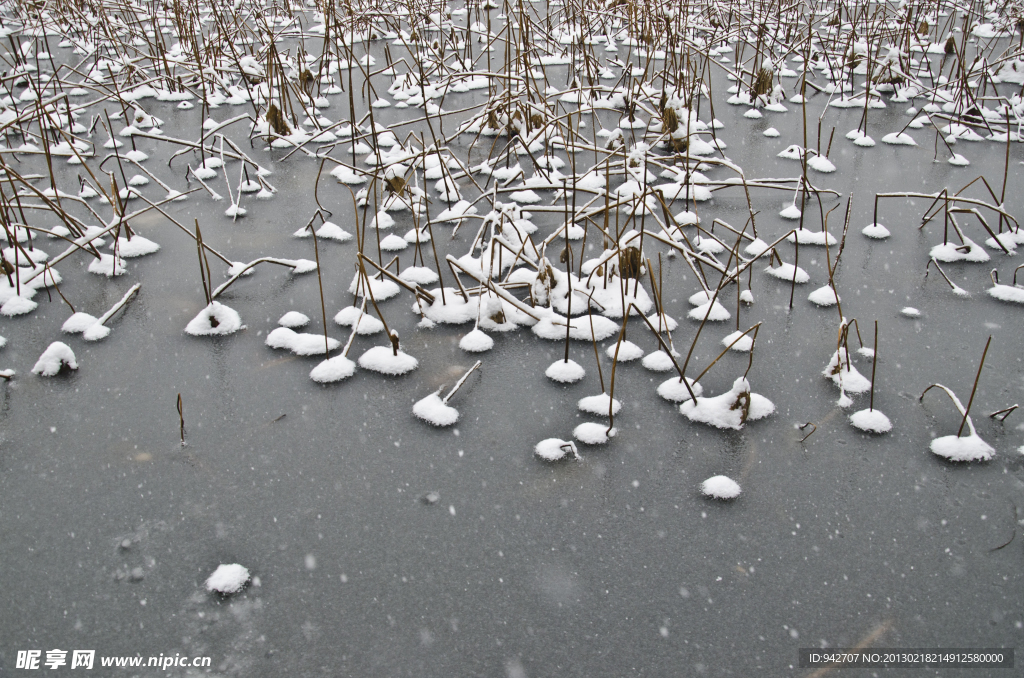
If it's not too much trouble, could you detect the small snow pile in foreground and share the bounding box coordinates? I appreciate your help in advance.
[62,312,99,333]
[924,384,995,462]
[459,328,493,353]
[807,155,836,172]
[881,132,917,146]
[930,237,989,263]
[701,475,741,500]
[987,282,1024,304]
[413,392,459,426]
[278,311,310,328]
[787,229,837,246]
[721,331,754,352]
[88,253,127,277]
[931,434,995,462]
[657,376,703,402]
[849,408,892,433]
[112,235,160,257]
[680,377,774,429]
[578,392,621,415]
[822,347,871,393]
[315,221,352,242]
[334,306,384,334]
[310,355,356,383]
[1,295,36,316]
[534,438,580,461]
[358,346,418,375]
[862,223,891,239]
[808,285,840,307]
[779,204,801,220]
[605,340,644,361]
[766,263,809,283]
[185,302,243,336]
[411,360,479,425]
[32,342,78,376]
[205,563,250,594]
[642,350,677,371]
[546,358,585,383]
[266,327,340,355]
[687,299,731,321]
[574,423,615,445]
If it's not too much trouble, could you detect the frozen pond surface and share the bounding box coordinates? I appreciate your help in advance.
[1,0,1023,675]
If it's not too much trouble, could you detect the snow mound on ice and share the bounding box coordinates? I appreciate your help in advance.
[787,229,837,245]
[642,350,677,371]
[657,376,704,402]
[930,434,994,462]
[413,392,460,426]
[266,327,339,355]
[112,235,160,257]
[701,475,741,499]
[721,331,754,352]
[849,408,892,433]
[205,563,250,594]
[574,423,615,445]
[546,359,585,383]
[358,346,418,375]
[316,222,352,242]
[766,263,809,283]
[278,311,310,328]
[62,312,99,333]
[987,284,1024,304]
[88,253,126,276]
[808,285,840,307]
[823,348,871,393]
[930,237,989,263]
[578,392,621,415]
[534,438,579,461]
[688,300,731,321]
[334,306,384,334]
[32,342,78,376]
[185,302,243,336]
[605,340,643,361]
[680,377,774,429]
[459,329,493,353]
[862,223,891,239]
[310,355,356,383]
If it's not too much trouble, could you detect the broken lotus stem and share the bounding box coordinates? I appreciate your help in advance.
[443,360,482,405]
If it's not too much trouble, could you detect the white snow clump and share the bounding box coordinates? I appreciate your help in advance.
[701,475,741,499]
[32,342,78,376]
[205,563,250,594]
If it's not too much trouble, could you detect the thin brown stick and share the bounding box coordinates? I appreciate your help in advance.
[959,336,992,437]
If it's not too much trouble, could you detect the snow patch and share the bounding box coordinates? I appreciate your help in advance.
[278,311,310,328]
[849,408,892,433]
[205,564,250,594]
[185,302,243,336]
[32,342,78,376]
[413,392,460,426]
[574,422,615,445]
[534,438,580,461]
[310,355,356,383]
[265,327,339,355]
[578,392,621,416]
[701,475,741,499]
[358,346,418,375]
[862,223,891,239]
[680,377,774,429]
[930,434,994,462]
[546,359,585,383]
